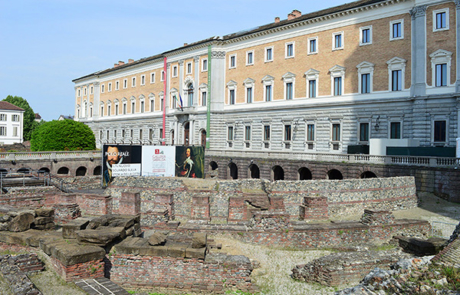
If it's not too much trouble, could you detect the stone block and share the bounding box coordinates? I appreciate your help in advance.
[192,233,207,248]
[33,217,54,225]
[76,227,126,246]
[35,208,54,217]
[167,245,186,258]
[397,236,447,255]
[51,242,106,266]
[8,212,35,232]
[148,232,167,246]
[138,246,169,256]
[62,218,90,239]
[186,247,206,259]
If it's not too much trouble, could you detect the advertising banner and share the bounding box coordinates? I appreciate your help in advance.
[175,146,205,178]
[141,146,176,177]
[102,145,142,186]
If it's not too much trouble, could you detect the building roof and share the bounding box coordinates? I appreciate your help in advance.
[0,101,24,112]
[73,0,389,83]
[35,113,42,119]
[59,115,74,120]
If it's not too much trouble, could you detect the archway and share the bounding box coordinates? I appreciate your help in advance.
[0,168,7,176]
[184,122,190,146]
[298,167,312,180]
[249,164,260,179]
[93,166,102,176]
[327,169,343,180]
[17,168,30,174]
[38,167,50,173]
[209,161,218,170]
[57,167,69,175]
[76,166,87,176]
[229,163,238,180]
[272,165,284,181]
[201,129,206,147]
[360,171,377,178]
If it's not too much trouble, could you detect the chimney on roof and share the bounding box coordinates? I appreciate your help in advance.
[184,43,188,46]
[288,9,301,20]
[128,59,134,63]
[118,61,125,66]
[114,63,119,68]
[275,17,280,23]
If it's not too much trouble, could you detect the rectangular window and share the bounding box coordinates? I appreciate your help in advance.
[202,59,208,71]
[101,84,105,93]
[332,124,341,141]
[139,129,143,140]
[141,101,144,113]
[284,125,292,141]
[149,128,153,139]
[173,66,178,77]
[150,99,154,112]
[161,98,164,110]
[161,71,165,81]
[108,106,111,116]
[359,123,369,141]
[84,88,87,95]
[187,63,192,74]
[230,55,236,68]
[123,104,126,115]
[116,105,119,115]
[12,115,19,122]
[286,43,294,58]
[245,126,251,141]
[307,124,315,141]
[101,106,104,117]
[90,86,93,94]
[265,85,272,101]
[201,92,207,106]
[115,81,119,90]
[77,89,81,96]
[435,64,447,87]
[436,12,447,30]
[151,73,155,83]
[392,70,402,91]
[309,80,316,98]
[247,51,253,65]
[390,122,401,139]
[264,125,270,141]
[309,38,317,53]
[361,28,371,44]
[141,75,145,85]
[392,22,401,39]
[228,126,234,141]
[246,87,252,103]
[265,47,273,61]
[132,77,136,87]
[334,77,342,96]
[108,83,112,92]
[286,82,293,100]
[434,120,446,142]
[0,126,6,136]
[334,33,343,49]
[229,90,235,105]
[159,128,163,140]
[123,79,127,88]
[361,73,370,93]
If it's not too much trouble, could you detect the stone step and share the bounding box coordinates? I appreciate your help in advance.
[75,278,130,295]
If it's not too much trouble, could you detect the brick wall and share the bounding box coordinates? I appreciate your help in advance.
[110,254,257,294]
[50,257,105,282]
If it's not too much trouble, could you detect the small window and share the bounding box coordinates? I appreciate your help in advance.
[141,75,145,85]
[392,70,402,91]
[245,126,251,141]
[123,79,127,89]
[307,124,315,141]
[173,66,178,77]
[100,106,104,117]
[333,32,344,50]
[84,88,87,95]
[0,114,6,121]
[107,105,111,116]
[132,77,136,87]
[109,83,113,92]
[286,82,293,100]
[247,51,254,65]
[12,115,19,122]
[435,63,447,87]
[151,73,155,83]
[390,122,401,139]
[308,37,318,54]
[360,26,372,45]
[187,62,192,74]
[246,87,253,103]
[361,73,371,94]
[131,101,135,114]
[332,124,341,141]
[334,77,342,96]
[229,89,235,105]
[12,126,17,137]
[115,81,119,90]
[115,104,119,115]
[309,80,317,98]
[101,84,105,93]
[228,126,234,141]
[90,86,93,94]
[434,120,446,142]
[359,123,369,141]
[265,85,272,102]
[161,71,165,81]
[265,47,273,62]
[390,20,404,40]
[150,99,154,112]
[0,126,7,136]
[284,125,292,141]
[202,59,208,71]
[264,125,270,141]
[286,42,294,58]
[201,91,207,106]
[77,89,81,97]
[123,103,127,115]
[434,9,449,31]
[229,55,236,68]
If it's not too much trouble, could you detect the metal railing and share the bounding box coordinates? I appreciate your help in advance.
[0,169,51,193]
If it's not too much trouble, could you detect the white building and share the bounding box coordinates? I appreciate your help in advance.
[0,101,24,145]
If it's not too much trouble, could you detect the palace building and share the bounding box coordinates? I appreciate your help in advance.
[73,0,459,179]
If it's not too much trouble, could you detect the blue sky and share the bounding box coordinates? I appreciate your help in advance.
[0,0,346,121]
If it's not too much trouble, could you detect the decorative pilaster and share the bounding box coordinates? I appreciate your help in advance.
[456,0,460,92]
[194,56,200,107]
[93,82,100,119]
[410,5,427,97]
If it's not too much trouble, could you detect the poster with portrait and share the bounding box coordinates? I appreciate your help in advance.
[102,145,142,187]
[141,146,176,177]
[175,146,204,178]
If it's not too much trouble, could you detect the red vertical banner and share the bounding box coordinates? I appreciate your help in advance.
[162,57,167,145]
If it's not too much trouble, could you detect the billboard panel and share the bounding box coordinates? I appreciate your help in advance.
[141,146,176,177]
[175,146,205,178]
[102,145,142,186]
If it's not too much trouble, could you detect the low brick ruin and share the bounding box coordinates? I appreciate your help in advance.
[0,253,44,294]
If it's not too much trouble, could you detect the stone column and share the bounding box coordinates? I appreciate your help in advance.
[210,50,226,112]
[410,5,427,97]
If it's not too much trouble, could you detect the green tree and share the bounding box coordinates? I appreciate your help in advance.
[30,120,95,151]
[2,95,37,141]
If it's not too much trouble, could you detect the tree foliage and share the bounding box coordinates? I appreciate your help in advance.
[2,95,37,141]
[30,120,96,151]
